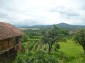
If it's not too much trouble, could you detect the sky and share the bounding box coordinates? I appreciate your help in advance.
[0,0,85,26]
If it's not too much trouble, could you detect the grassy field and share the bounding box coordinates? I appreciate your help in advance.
[59,39,84,63]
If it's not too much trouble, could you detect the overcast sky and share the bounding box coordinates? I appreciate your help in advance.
[0,0,85,26]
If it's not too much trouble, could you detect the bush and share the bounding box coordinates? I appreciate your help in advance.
[14,50,59,63]
[22,35,29,42]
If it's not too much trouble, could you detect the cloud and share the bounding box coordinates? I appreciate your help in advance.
[50,7,80,18]
[0,0,85,25]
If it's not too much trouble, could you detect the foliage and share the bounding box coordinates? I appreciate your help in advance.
[22,34,29,42]
[41,25,68,53]
[14,50,59,63]
[14,39,85,63]
[41,25,60,53]
[74,29,85,53]
[14,26,85,63]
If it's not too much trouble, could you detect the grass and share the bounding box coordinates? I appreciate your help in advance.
[59,39,84,63]
[59,39,84,57]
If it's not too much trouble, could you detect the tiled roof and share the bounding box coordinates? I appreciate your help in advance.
[0,22,24,40]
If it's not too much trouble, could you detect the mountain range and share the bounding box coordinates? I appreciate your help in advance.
[16,23,85,30]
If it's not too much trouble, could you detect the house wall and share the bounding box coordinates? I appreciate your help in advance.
[0,38,15,52]
[0,36,22,54]
[16,37,22,52]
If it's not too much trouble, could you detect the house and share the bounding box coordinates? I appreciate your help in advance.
[0,22,24,55]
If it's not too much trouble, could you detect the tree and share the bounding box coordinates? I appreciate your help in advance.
[22,34,29,42]
[74,29,85,54]
[41,25,61,53]
[41,25,68,53]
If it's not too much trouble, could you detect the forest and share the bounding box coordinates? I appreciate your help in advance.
[13,25,85,63]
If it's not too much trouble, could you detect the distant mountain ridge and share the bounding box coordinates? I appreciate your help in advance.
[56,23,85,29]
[16,23,85,29]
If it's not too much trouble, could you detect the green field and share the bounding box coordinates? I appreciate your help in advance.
[21,39,85,63]
[59,39,84,63]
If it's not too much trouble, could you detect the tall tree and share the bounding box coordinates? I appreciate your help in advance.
[74,29,85,54]
[41,25,60,53]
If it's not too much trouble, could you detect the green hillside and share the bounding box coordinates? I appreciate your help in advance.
[14,27,85,63]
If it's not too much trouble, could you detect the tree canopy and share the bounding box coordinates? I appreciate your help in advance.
[74,29,85,53]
